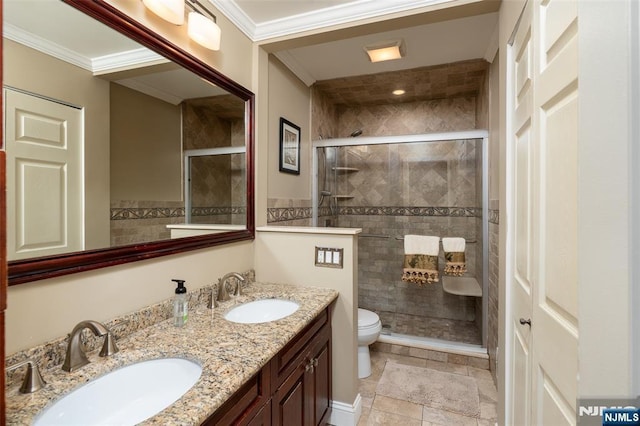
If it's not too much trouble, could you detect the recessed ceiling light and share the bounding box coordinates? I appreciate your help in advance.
[392,89,405,96]
[364,40,405,63]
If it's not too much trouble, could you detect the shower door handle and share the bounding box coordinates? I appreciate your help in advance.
[519,318,531,327]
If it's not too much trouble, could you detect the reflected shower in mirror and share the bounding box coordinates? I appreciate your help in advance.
[4,0,253,280]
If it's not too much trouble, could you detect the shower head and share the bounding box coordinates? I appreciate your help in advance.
[350,129,363,137]
[320,190,332,196]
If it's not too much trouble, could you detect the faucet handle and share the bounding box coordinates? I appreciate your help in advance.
[7,359,46,393]
[99,332,119,357]
[234,279,243,297]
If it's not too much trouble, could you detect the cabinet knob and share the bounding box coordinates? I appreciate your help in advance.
[519,318,531,327]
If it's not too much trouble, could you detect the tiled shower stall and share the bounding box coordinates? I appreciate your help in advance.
[315,135,486,346]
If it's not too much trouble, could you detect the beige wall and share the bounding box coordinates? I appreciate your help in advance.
[254,46,270,228]
[6,1,256,355]
[255,228,359,408]
[267,57,312,201]
[110,83,182,201]
[4,39,111,250]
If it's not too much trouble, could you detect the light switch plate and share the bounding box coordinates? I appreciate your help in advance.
[315,247,344,268]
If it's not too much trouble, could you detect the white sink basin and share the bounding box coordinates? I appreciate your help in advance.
[34,358,202,426]
[225,298,300,324]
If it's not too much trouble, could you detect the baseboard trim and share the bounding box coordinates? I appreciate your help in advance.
[329,393,362,425]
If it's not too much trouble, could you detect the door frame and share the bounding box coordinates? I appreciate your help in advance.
[631,0,640,397]
[498,0,529,423]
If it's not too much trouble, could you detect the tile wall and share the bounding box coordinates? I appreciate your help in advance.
[267,60,497,348]
[337,97,476,138]
[334,140,482,344]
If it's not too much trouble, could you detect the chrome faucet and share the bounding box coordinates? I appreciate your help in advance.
[210,272,246,308]
[6,359,46,393]
[62,320,119,372]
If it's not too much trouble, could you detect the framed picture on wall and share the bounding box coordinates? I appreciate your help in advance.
[279,117,301,175]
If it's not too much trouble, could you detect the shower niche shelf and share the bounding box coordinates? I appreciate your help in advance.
[442,276,482,297]
[332,195,354,200]
[331,167,359,173]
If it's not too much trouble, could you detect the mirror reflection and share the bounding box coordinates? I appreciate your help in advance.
[4,1,247,262]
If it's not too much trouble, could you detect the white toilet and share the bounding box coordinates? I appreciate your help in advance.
[357,308,382,379]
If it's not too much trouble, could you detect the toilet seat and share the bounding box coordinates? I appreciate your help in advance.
[358,308,380,328]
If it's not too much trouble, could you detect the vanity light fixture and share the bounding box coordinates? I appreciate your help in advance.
[187,11,221,50]
[364,40,405,63]
[142,0,185,25]
[142,0,221,50]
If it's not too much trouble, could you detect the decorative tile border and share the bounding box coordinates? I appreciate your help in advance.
[111,206,245,221]
[191,206,246,217]
[111,207,184,220]
[267,207,313,223]
[489,209,499,225]
[338,206,480,217]
[267,206,484,223]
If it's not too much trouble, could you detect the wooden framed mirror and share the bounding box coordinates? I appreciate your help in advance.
[6,0,255,285]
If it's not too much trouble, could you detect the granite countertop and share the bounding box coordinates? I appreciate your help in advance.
[5,282,338,425]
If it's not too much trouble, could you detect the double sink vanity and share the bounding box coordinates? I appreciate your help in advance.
[5,281,338,425]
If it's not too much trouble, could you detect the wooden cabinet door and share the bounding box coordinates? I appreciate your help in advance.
[246,401,271,426]
[272,364,306,426]
[202,366,270,426]
[312,340,331,426]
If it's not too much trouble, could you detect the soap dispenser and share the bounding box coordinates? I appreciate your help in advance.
[171,279,188,327]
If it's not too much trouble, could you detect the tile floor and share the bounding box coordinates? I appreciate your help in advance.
[357,350,498,426]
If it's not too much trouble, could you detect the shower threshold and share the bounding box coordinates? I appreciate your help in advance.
[378,332,487,358]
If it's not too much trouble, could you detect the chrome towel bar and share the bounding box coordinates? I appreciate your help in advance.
[359,234,477,243]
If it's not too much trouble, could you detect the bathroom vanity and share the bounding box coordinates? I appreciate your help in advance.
[5,283,337,425]
[205,306,332,425]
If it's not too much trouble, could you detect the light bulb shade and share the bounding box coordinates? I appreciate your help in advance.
[142,0,185,25]
[188,12,221,51]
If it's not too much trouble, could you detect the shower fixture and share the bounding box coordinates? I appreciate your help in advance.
[350,129,363,137]
[317,147,338,216]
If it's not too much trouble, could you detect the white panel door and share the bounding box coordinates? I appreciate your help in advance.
[508,2,534,424]
[5,89,84,260]
[507,0,578,424]
[531,0,578,423]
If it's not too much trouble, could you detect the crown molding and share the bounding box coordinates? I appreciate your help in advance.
[4,23,165,74]
[209,0,457,42]
[274,51,316,87]
[208,0,257,40]
[92,49,167,75]
[4,23,92,71]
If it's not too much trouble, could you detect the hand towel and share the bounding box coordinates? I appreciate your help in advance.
[442,237,467,276]
[401,235,440,285]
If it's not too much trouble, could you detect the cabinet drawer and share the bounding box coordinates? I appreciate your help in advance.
[271,308,328,388]
[202,364,271,426]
